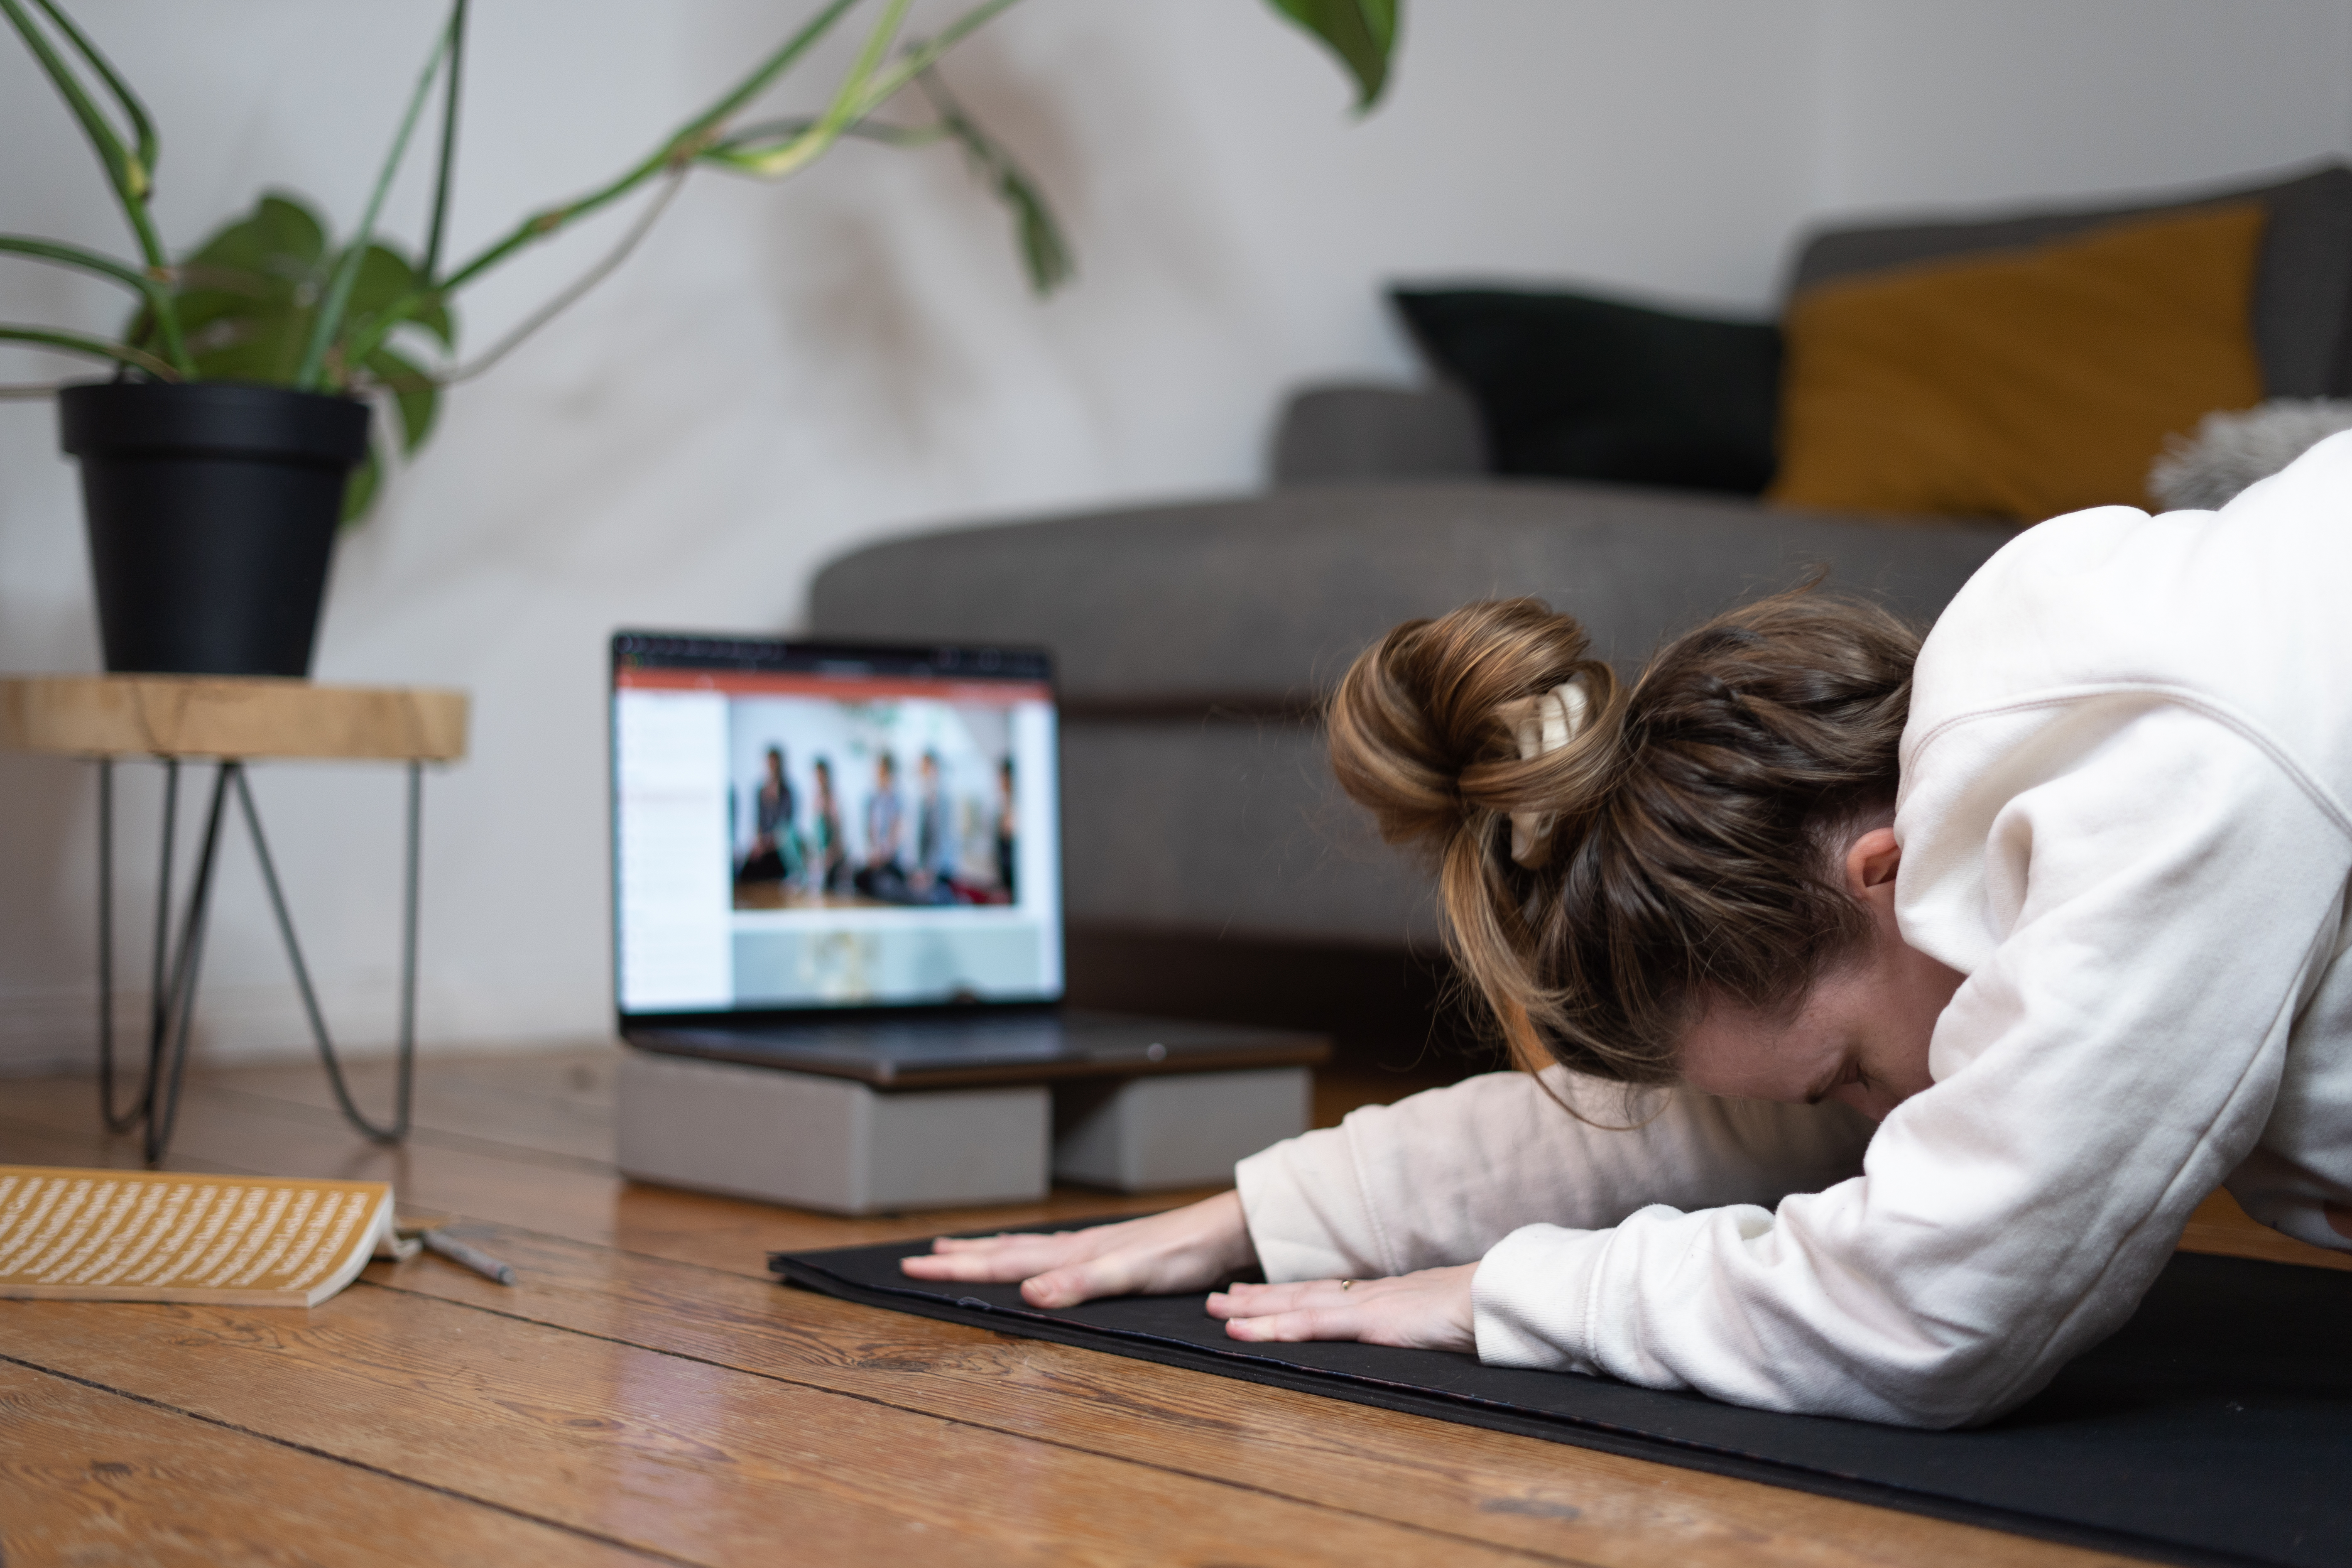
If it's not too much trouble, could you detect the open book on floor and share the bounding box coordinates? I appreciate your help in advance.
[0,1164,394,1308]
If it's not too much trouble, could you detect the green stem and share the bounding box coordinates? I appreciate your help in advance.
[914,66,1071,292]
[0,233,162,296]
[344,0,866,372]
[816,0,915,141]
[294,12,454,390]
[702,0,1022,181]
[0,0,158,266]
[842,0,1023,122]
[0,0,189,373]
[668,0,871,147]
[0,235,192,363]
[708,116,951,155]
[696,0,911,181]
[416,169,686,389]
[0,323,179,380]
[705,78,1068,293]
[421,0,467,282]
[436,0,865,296]
[29,0,157,184]
[349,0,1027,374]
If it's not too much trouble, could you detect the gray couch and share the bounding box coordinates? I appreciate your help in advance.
[808,162,2352,1061]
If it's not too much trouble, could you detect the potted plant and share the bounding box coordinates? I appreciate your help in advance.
[2,0,1399,676]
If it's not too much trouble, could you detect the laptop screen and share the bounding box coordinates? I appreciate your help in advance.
[610,632,1061,1018]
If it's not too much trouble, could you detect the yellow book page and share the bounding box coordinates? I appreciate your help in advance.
[0,1166,392,1308]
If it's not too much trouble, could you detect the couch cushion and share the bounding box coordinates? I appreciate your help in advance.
[1770,203,2265,522]
[1060,718,1439,944]
[1269,382,1488,485]
[1392,287,1781,493]
[1787,162,2352,400]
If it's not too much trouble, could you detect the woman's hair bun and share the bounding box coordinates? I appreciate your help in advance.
[1327,598,1621,862]
[1329,583,1919,1089]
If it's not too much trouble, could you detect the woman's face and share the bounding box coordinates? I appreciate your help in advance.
[1676,828,1962,1122]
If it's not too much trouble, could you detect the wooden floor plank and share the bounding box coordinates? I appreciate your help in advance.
[2179,1187,2352,1272]
[0,1358,666,1567]
[356,1218,2139,1568]
[0,1291,1555,1568]
[213,1045,625,1164]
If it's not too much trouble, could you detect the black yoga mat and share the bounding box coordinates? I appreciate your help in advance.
[773,1227,2352,1568]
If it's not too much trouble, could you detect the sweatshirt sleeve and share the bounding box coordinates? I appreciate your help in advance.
[1470,699,2352,1427]
[1234,1066,1873,1283]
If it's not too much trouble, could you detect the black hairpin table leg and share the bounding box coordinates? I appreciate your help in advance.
[91,754,207,1149]
[93,756,145,1133]
[94,756,426,1166]
[142,762,237,1166]
[233,760,419,1142]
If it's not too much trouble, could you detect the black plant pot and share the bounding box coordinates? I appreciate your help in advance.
[60,380,371,677]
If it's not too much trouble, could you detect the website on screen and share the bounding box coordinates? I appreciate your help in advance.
[612,646,1060,1014]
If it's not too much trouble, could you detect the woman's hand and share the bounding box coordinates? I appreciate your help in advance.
[1205,1262,1478,1353]
[899,1189,1257,1308]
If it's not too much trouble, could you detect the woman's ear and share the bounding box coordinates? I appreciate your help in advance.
[1843,826,1902,900]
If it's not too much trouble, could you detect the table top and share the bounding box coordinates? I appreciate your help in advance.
[0,674,468,762]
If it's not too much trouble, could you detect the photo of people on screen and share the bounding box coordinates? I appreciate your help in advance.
[737,746,799,884]
[729,695,1018,911]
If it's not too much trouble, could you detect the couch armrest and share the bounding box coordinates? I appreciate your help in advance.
[1269,382,1489,486]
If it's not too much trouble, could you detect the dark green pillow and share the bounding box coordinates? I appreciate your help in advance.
[1392,287,1783,494]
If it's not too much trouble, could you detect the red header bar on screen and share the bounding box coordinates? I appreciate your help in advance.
[616,668,1053,705]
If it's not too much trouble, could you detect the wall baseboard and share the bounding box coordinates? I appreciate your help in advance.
[0,983,600,1077]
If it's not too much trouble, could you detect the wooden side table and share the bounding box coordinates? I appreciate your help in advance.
[0,675,469,1165]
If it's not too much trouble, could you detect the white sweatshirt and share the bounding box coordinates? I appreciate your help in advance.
[1237,432,2352,1427]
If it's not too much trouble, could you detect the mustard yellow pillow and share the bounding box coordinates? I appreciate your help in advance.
[1769,203,2265,522]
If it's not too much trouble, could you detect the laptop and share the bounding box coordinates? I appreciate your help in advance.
[609,630,1327,1089]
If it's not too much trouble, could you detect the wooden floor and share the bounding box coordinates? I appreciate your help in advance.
[2,1049,2342,1568]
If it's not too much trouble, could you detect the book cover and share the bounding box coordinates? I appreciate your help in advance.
[0,1165,394,1308]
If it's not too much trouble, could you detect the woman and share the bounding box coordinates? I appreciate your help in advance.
[993,756,1017,901]
[738,745,797,884]
[808,757,847,896]
[906,434,2352,1428]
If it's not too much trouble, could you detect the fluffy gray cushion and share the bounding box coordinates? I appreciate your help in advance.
[2147,398,2352,511]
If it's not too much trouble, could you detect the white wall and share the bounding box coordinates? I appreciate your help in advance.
[4,0,2348,1070]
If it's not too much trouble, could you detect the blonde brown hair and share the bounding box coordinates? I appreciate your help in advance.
[1328,589,1919,1085]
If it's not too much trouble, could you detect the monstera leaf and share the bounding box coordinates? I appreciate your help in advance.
[128,192,454,519]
